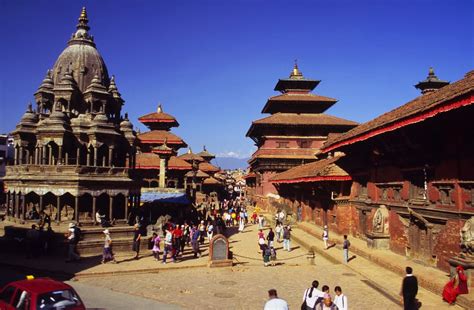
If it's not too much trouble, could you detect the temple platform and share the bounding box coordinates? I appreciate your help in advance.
[0,220,141,255]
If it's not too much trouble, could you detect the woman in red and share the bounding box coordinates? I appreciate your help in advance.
[442,265,469,304]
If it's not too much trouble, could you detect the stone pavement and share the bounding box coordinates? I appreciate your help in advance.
[0,220,467,309]
[289,220,472,309]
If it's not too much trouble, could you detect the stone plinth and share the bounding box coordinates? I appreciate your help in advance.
[208,234,232,267]
[366,232,390,250]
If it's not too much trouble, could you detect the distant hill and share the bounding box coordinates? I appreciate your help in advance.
[213,157,249,170]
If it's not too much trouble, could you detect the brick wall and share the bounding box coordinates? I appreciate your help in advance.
[434,219,464,271]
[388,210,407,256]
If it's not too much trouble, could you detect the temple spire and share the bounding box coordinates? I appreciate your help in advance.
[77,7,90,31]
[290,59,303,79]
[415,67,449,95]
[157,104,163,113]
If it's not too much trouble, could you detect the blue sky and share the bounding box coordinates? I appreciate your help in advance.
[0,0,472,159]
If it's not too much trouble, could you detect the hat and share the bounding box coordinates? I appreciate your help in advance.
[103,229,110,234]
[69,223,76,228]
[324,225,328,229]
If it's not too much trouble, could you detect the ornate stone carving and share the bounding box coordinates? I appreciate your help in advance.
[372,205,389,234]
[460,217,474,258]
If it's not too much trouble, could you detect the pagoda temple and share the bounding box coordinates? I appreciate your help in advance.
[246,63,358,196]
[4,8,139,225]
[135,104,189,189]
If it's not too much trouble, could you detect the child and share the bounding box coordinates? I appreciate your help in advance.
[151,232,160,261]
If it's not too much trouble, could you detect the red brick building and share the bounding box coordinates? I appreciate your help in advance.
[270,68,474,275]
[246,63,357,196]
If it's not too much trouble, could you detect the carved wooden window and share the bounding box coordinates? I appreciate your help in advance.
[276,141,289,148]
[393,187,401,201]
[298,140,310,148]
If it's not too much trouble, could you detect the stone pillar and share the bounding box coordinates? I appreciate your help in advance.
[56,195,61,223]
[109,195,114,221]
[14,147,18,165]
[87,149,91,166]
[102,154,106,167]
[58,145,63,164]
[74,196,79,223]
[34,147,38,164]
[14,192,19,219]
[93,147,98,166]
[76,147,80,166]
[124,196,129,220]
[159,157,166,188]
[6,192,11,216]
[25,149,30,164]
[19,147,24,165]
[39,195,44,212]
[108,148,113,167]
[20,193,25,222]
[48,145,53,165]
[92,196,97,224]
[42,147,47,165]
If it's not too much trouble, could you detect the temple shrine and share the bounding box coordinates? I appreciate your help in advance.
[264,68,474,281]
[135,104,189,189]
[3,8,139,226]
[246,63,358,196]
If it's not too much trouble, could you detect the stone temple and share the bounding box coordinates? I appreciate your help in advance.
[3,8,139,225]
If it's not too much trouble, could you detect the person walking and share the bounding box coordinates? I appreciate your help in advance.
[333,286,348,310]
[322,225,329,249]
[302,280,324,310]
[191,224,201,258]
[258,229,266,253]
[151,232,161,261]
[101,229,117,264]
[207,222,214,242]
[267,228,275,248]
[238,209,245,232]
[264,289,288,310]
[342,235,350,263]
[132,224,141,260]
[282,225,291,252]
[262,244,271,267]
[400,266,418,310]
[275,223,282,243]
[199,220,206,245]
[162,226,174,264]
[66,223,80,262]
[315,294,337,310]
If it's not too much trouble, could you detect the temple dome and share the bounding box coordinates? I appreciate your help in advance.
[51,7,110,93]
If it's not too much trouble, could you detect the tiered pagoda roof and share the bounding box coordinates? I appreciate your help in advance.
[138,104,179,130]
[246,63,357,143]
[196,145,216,162]
[136,153,192,170]
[137,104,187,150]
[270,156,350,184]
[178,149,205,163]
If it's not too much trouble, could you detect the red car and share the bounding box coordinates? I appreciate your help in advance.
[0,277,85,310]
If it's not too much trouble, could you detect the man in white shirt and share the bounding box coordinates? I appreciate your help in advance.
[264,289,288,310]
[333,286,348,310]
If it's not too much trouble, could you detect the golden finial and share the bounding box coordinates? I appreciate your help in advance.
[79,7,88,23]
[157,103,163,113]
[290,59,303,78]
[203,145,207,151]
[188,148,192,154]
[428,67,435,76]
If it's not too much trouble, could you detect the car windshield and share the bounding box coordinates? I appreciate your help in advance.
[37,289,81,309]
